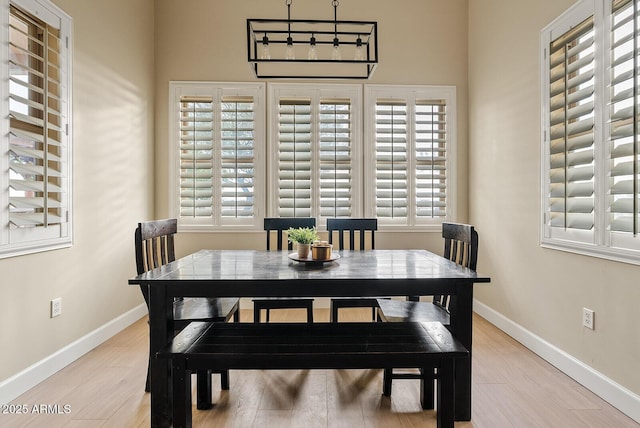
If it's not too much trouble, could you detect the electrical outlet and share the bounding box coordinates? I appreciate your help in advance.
[51,298,62,318]
[582,307,594,330]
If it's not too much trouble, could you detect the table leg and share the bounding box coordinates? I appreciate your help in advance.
[149,285,173,428]
[450,284,473,421]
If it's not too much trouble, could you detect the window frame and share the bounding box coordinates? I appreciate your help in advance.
[540,0,640,265]
[0,0,73,259]
[168,81,266,232]
[364,84,458,232]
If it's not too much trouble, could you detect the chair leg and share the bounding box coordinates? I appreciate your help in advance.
[233,309,240,323]
[266,308,270,322]
[253,306,261,323]
[220,369,230,390]
[330,302,339,323]
[196,370,213,410]
[383,368,393,396]
[145,360,151,392]
[307,304,314,323]
[145,320,151,392]
[420,368,435,410]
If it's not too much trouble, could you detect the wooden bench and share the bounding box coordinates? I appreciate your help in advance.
[157,321,468,428]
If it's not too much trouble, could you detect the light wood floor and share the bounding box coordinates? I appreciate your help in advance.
[1,309,638,428]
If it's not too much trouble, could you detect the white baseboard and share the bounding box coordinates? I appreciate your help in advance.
[473,299,640,424]
[0,304,147,405]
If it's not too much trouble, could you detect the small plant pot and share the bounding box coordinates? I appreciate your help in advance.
[297,243,311,259]
[311,242,332,260]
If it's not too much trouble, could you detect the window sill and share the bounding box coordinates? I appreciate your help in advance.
[540,239,640,266]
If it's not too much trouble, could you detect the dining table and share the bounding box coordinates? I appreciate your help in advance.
[129,248,491,428]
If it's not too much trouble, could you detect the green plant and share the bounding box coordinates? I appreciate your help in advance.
[286,227,319,245]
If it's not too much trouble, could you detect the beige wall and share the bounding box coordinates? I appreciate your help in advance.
[154,0,470,258]
[468,0,640,396]
[0,0,155,381]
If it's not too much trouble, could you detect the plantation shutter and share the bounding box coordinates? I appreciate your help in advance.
[8,5,66,228]
[179,96,214,218]
[416,100,447,218]
[374,100,408,218]
[221,96,255,218]
[278,98,312,217]
[610,0,640,233]
[319,99,352,217]
[547,16,596,231]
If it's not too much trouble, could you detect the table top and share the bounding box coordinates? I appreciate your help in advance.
[130,249,490,298]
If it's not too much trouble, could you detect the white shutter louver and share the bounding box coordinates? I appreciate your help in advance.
[8,5,65,228]
[179,96,214,218]
[547,16,596,231]
[375,100,408,218]
[278,99,312,217]
[221,96,255,218]
[610,0,640,233]
[416,100,447,218]
[319,99,352,217]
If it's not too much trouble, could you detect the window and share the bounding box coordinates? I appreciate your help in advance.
[364,85,457,230]
[172,82,457,232]
[169,82,265,231]
[542,2,597,245]
[268,83,362,222]
[541,0,640,264]
[610,0,640,248]
[0,0,72,258]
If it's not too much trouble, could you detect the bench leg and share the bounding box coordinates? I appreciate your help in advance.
[435,360,455,428]
[196,370,212,410]
[419,368,435,410]
[172,359,192,428]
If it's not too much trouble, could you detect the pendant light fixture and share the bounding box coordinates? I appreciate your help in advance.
[247,0,378,79]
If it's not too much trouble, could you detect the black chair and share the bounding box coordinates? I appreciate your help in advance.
[253,218,315,323]
[327,218,381,322]
[376,222,478,401]
[135,219,240,408]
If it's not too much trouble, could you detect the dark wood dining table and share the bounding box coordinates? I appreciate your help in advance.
[129,249,490,427]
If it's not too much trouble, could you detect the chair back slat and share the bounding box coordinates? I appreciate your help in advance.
[326,218,377,251]
[264,218,316,251]
[442,222,477,270]
[434,222,479,310]
[134,219,178,308]
[135,219,178,275]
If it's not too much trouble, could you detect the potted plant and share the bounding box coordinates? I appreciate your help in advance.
[287,227,319,259]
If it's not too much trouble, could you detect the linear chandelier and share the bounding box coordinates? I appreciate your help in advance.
[247,0,378,79]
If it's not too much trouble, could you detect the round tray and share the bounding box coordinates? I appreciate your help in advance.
[288,252,341,264]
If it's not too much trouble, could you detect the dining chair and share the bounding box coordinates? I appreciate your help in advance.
[253,218,315,323]
[326,218,381,322]
[135,219,240,409]
[376,222,478,401]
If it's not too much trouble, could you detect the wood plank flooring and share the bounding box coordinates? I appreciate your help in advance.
[1,308,638,427]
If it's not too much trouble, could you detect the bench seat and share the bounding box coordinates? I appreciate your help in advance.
[158,321,468,428]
